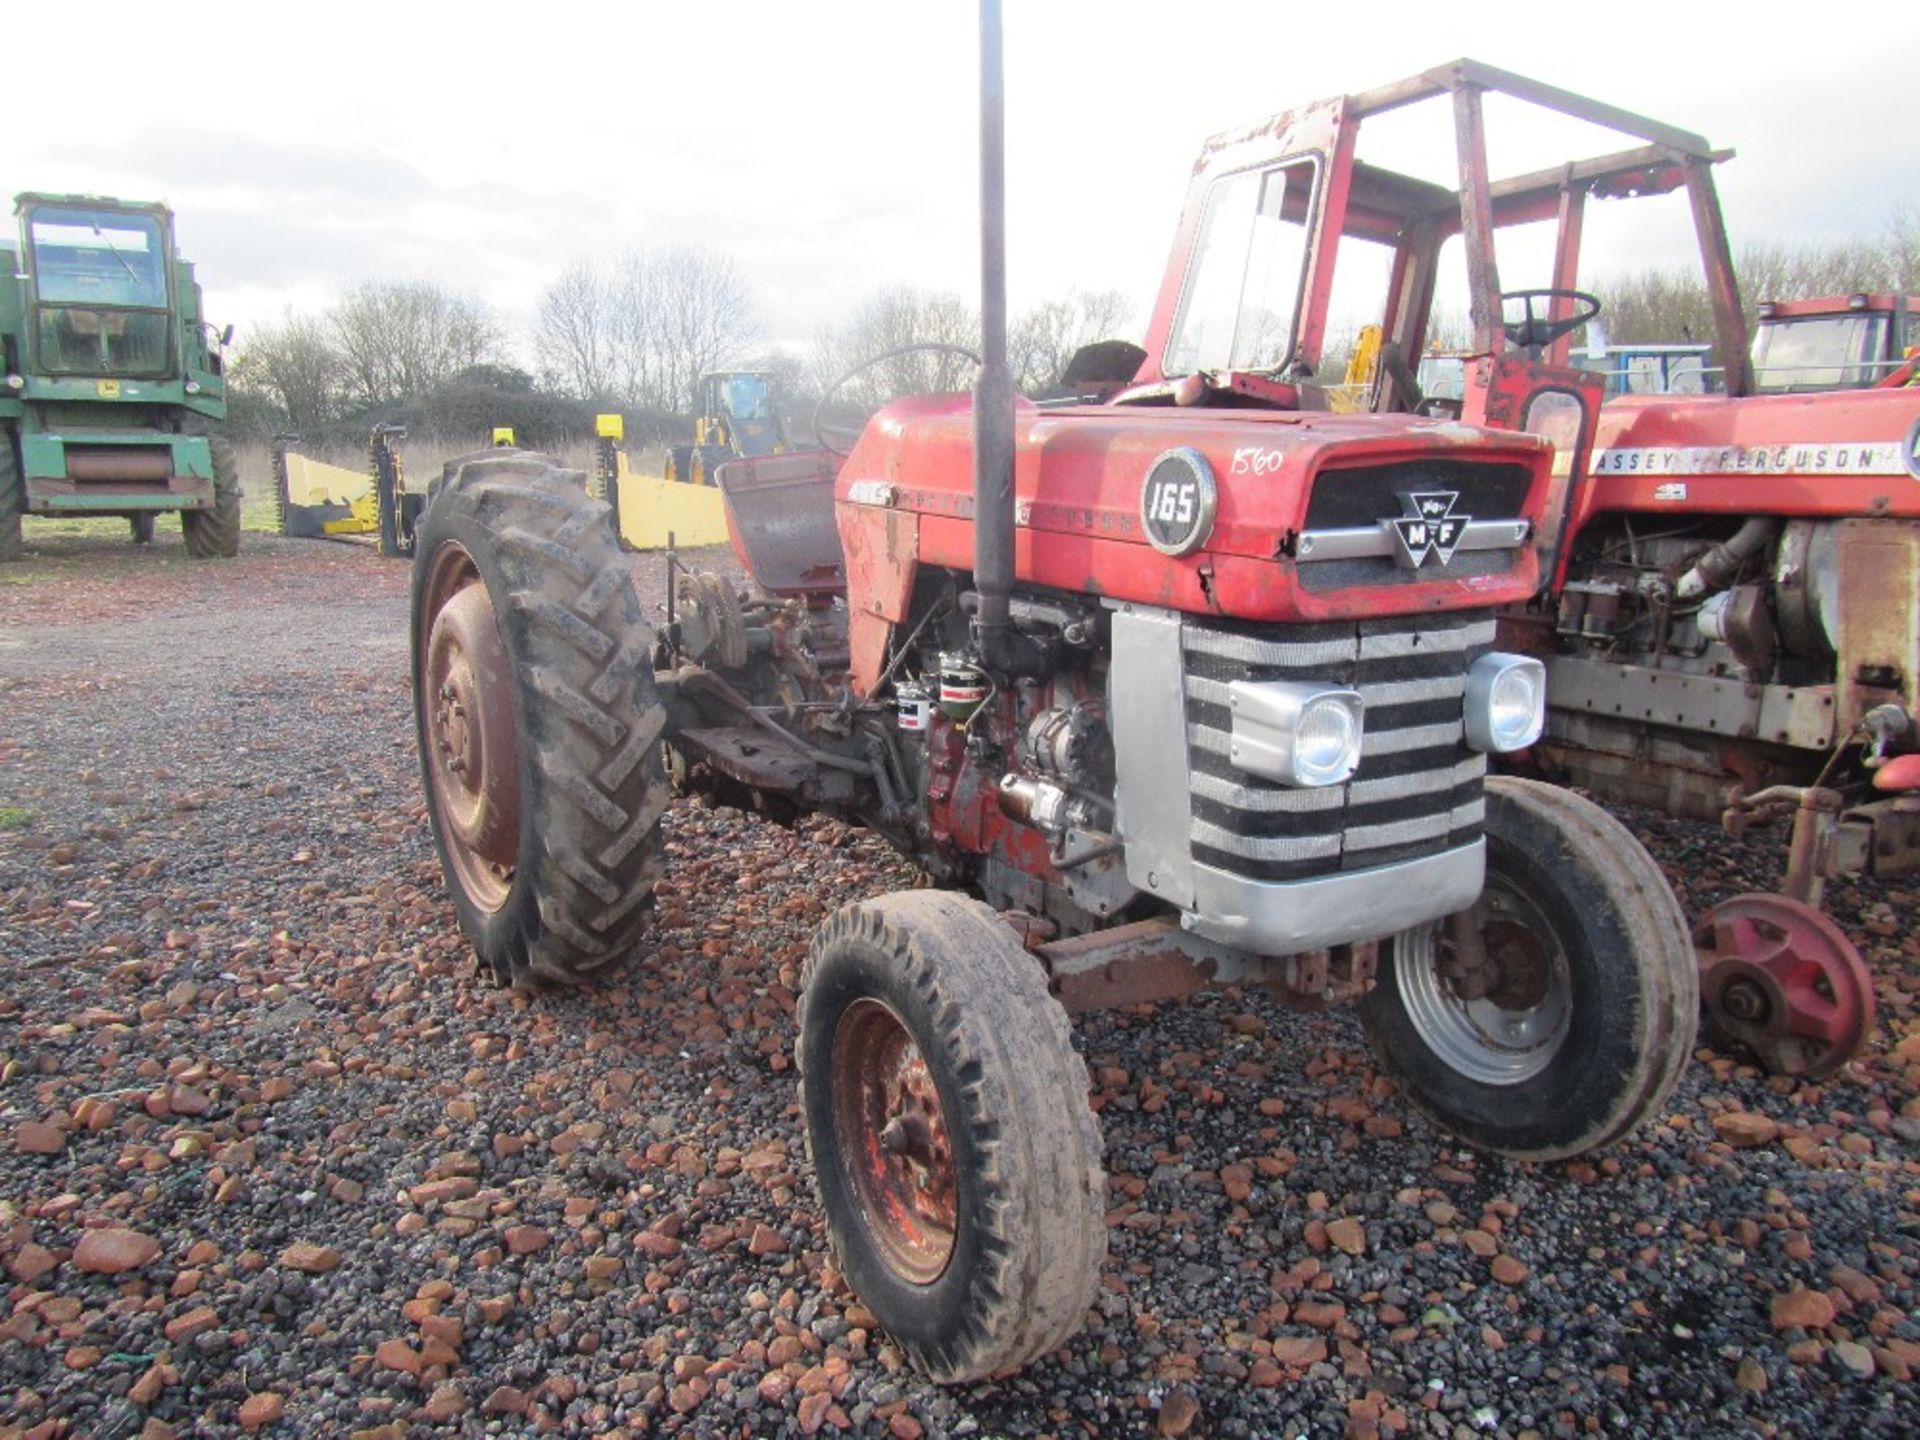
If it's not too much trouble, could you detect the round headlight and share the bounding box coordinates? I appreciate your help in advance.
[1296,695,1362,785]
[1466,653,1546,753]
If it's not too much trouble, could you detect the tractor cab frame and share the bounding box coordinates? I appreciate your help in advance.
[1121,59,1755,585]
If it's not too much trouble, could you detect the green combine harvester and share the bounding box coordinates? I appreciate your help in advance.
[0,192,239,560]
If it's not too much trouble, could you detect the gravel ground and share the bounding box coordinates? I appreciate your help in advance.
[1,532,1916,1440]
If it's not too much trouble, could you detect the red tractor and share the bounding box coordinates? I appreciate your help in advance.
[1194,63,1919,1083]
[1749,292,1920,392]
[410,31,1698,1380]
[1098,58,1917,1082]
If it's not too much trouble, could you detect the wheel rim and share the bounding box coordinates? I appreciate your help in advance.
[420,543,521,913]
[1396,876,1573,1086]
[829,998,958,1285]
[1695,892,1874,1079]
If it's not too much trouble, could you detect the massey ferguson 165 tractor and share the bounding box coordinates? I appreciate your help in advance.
[1225,62,1918,1081]
[410,22,1696,1380]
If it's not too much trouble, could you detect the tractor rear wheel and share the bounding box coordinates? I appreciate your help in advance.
[798,891,1107,1383]
[129,513,155,545]
[665,445,695,485]
[1359,777,1696,1161]
[0,429,22,562]
[411,453,668,988]
[182,435,242,558]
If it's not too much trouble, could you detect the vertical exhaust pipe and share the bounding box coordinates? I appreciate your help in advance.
[972,0,1042,676]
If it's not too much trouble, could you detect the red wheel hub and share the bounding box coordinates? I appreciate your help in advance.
[829,998,958,1285]
[420,546,522,914]
[1694,893,1875,1080]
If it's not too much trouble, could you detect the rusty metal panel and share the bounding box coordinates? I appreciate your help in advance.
[1833,518,1920,722]
[841,503,919,698]
[1546,185,1587,369]
[715,450,844,595]
[1685,160,1752,396]
[1453,84,1503,357]
[1543,654,1838,749]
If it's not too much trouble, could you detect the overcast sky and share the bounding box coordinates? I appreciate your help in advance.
[12,1,1916,365]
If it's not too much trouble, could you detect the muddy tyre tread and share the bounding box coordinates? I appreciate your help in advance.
[1361,776,1697,1162]
[182,433,242,558]
[411,454,666,988]
[0,429,23,562]
[798,891,1107,1383]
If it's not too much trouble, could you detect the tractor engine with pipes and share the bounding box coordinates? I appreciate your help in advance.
[408,27,1699,1385]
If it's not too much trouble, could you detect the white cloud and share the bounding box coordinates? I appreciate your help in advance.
[12,0,1915,363]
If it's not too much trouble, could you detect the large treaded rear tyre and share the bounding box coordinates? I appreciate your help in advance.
[0,428,23,562]
[181,434,242,558]
[410,452,667,988]
[798,891,1107,1383]
[1360,777,1696,1161]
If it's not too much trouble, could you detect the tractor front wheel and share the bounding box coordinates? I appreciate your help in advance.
[410,452,668,988]
[798,891,1107,1383]
[181,435,242,558]
[1360,777,1696,1160]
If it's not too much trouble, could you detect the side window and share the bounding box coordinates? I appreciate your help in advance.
[1523,390,1589,479]
[1321,233,1397,397]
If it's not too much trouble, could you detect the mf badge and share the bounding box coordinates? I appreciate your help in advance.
[1387,491,1469,568]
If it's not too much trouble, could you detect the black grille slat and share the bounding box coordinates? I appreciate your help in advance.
[1179,612,1490,884]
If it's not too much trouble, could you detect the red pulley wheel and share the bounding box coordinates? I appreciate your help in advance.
[1694,893,1876,1080]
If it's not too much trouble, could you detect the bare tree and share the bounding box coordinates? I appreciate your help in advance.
[650,248,757,413]
[1587,213,1920,351]
[534,259,619,402]
[532,246,756,415]
[229,309,346,429]
[811,288,982,418]
[329,281,499,406]
[1007,289,1137,391]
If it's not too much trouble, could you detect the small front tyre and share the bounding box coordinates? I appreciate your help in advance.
[799,891,1107,1383]
[1360,777,1696,1161]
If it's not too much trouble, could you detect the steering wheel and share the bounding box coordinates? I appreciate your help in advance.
[811,342,983,458]
[1500,289,1602,351]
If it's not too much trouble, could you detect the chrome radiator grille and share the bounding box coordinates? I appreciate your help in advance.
[1182,612,1492,882]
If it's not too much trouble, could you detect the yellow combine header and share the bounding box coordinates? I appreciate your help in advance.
[272,426,419,556]
[277,419,731,557]
[593,413,729,550]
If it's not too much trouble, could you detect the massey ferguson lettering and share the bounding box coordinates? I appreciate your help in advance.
[1590,443,1909,477]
